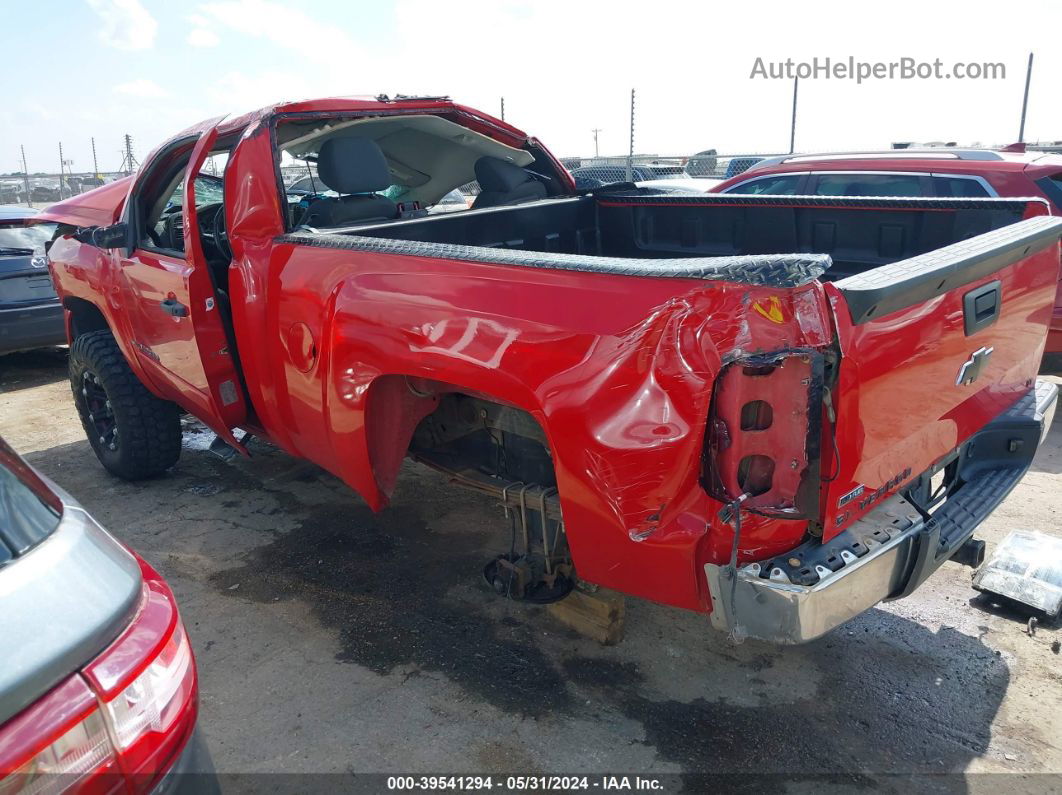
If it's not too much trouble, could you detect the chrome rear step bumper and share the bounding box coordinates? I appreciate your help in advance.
[705,379,1058,644]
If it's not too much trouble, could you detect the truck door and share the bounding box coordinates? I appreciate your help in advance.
[118,123,248,451]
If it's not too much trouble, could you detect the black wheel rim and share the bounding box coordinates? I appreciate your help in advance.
[81,370,118,451]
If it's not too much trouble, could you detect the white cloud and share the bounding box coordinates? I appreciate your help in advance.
[195,0,366,66]
[86,0,157,50]
[207,70,318,115]
[113,79,168,98]
[187,28,220,47]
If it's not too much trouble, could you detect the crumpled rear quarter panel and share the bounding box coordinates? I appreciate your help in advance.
[253,237,833,611]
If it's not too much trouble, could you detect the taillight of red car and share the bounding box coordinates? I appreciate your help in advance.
[0,557,197,795]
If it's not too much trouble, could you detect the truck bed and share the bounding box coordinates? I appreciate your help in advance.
[287,193,1036,284]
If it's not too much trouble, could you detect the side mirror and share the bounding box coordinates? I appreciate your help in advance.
[74,222,129,250]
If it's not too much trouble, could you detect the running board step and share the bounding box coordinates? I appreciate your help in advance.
[208,431,253,460]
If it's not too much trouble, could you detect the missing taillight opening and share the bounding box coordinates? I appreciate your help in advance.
[702,350,825,517]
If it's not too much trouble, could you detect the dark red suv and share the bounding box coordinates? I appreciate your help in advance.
[711,148,1062,370]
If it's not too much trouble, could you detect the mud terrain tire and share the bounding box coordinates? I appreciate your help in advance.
[69,330,181,479]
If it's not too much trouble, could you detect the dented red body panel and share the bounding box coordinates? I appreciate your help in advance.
[39,98,1061,620]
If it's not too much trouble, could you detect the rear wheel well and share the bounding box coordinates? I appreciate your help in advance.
[63,297,109,340]
[402,386,571,601]
[409,391,556,488]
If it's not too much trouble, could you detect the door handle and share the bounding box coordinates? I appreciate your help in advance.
[159,298,189,317]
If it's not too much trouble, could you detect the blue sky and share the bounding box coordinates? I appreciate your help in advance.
[3,0,1062,174]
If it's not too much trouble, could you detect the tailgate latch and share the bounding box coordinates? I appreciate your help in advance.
[963,279,1001,336]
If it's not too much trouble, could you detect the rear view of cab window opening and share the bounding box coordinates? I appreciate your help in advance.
[276,113,549,230]
[0,462,61,563]
[726,175,802,195]
[933,176,991,197]
[813,173,922,197]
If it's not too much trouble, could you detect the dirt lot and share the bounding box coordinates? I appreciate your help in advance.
[1,348,1060,792]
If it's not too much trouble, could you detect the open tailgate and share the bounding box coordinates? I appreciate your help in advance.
[820,210,1062,540]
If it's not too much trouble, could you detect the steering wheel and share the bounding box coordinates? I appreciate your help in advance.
[210,203,232,262]
[162,211,184,251]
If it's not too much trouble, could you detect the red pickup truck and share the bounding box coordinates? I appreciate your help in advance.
[39,96,1060,643]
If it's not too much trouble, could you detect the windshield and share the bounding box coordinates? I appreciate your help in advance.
[0,222,55,252]
[167,175,225,209]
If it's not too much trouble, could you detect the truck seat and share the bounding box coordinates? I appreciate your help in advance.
[303,136,397,227]
[471,157,546,210]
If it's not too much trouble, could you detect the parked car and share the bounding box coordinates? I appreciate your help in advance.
[569,164,660,188]
[685,149,718,177]
[286,173,326,196]
[0,206,66,354]
[30,183,61,203]
[710,147,1062,371]
[722,155,766,179]
[637,177,718,194]
[0,434,215,791]
[0,183,24,204]
[37,96,1060,644]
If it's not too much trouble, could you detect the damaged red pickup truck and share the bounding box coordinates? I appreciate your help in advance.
[39,96,1060,643]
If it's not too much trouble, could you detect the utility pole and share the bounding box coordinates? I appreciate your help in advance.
[20,145,31,207]
[121,134,137,175]
[591,128,601,157]
[91,136,99,177]
[789,77,799,154]
[626,88,635,182]
[500,96,505,121]
[1018,52,1033,143]
[58,142,66,200]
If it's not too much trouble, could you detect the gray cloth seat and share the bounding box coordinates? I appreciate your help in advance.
[471,157,546,210]
[303,136,397,227]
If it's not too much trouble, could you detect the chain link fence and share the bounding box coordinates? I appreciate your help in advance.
[560,153,780,191]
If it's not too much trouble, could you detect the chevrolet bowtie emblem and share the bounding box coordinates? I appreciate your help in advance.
[956,346,994,386]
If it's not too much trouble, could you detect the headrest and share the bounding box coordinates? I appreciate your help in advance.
[474,156,535,192]
[317,136,391,194]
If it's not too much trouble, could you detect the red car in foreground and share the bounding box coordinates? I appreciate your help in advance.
[35,96,1060,644]
[0,436,214,793]
[710,147,1062,371]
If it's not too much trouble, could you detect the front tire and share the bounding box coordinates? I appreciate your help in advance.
[69,330,181,479]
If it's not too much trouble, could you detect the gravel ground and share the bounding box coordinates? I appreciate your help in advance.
[1,348,1059,793]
